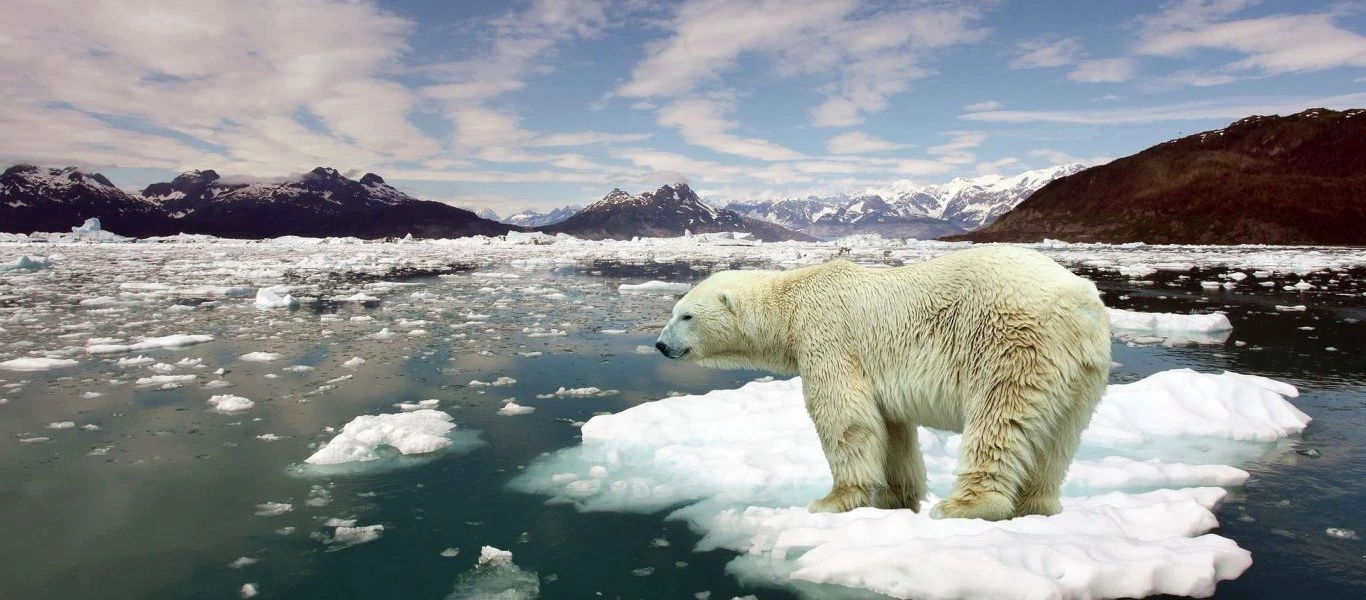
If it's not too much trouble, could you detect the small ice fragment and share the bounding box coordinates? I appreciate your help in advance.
[441,547,460,557]
[1326,528,1358,539]
[20,436,50,443]
[631,567,655,577]
[80,424,100,431]
[1275,305,1307,312]
[256,434,283,441]
[324,518,356,527]
[1296,448,1322,458]
[498,402,536,416]
[240,583,259,598]
[332,524,384,547]
[479,546,513,565]
[342,357,366,369]
[239,352,281,362]
[651,537,670,547]
[282,365,315,372]
[254,502,292,516]
[1293,280,1315,290]
[255,287,299,309]
[47,421,76,429]
[208,395,255,413]
[229,557,258,569]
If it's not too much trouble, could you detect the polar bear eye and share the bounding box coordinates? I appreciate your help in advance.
[681,314,693,321]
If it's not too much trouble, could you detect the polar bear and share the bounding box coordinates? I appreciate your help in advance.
[655,245,1111,520]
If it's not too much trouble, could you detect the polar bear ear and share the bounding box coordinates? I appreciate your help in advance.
[719,290,739,313]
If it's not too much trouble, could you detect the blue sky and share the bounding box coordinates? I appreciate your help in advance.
[3,0,1364,214]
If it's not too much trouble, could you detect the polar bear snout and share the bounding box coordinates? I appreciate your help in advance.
[655,340,689,359]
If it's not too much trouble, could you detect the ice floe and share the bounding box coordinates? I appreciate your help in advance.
[87,334,214,354]
[303,409,467,466]
[513,369,1310,600]
[1108,308,1233,345]
[0,357,79,371]
[619,281,693,294]
[207,394,255,413]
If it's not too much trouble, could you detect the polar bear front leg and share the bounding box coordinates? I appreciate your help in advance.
[803,377,890,513]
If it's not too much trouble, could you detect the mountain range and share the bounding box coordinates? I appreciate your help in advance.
[2,166,514,239]
[953,108,1366,245]
[724,164,1085,240]
[500,205,584,228]
[548,183,816,242]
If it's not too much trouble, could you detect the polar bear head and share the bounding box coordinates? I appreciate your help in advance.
[655,270,793,372]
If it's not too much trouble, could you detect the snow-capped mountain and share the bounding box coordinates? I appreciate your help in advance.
[501,205,582,228]
[726,164,1086,240]
[550,183,814,242]
[475,208,500,221]
[1,165,179,236]
[4,165,515,239]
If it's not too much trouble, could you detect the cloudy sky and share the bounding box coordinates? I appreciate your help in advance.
[3,0,1364,214]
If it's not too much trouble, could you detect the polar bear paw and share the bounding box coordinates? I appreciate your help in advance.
[930,490,1015,521]
[808,485,875,513]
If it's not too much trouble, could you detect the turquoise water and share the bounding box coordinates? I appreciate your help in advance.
[1,260,1362,599]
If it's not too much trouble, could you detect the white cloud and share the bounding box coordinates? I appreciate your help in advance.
[927,132,986,165]
[0,0,437,172]
[975,157,1020,175]
[1136,11,1366,74]
[1009,37,1084,68]
[615,0,858,98]
[616,0,988,127]
[960,91,1366,124]
[826,132,907,154]
[655,96,806,161]
[1028,149,1111,167]
[527,132,653,147]
[964,100,1003,111]
[1068,58,1138,83]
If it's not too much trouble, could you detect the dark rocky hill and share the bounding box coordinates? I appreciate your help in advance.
[1,165,180,236]
[950,108,1366,245]
[2,165,516,239]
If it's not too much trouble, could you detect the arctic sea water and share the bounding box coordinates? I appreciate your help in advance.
[0,236,1362,599]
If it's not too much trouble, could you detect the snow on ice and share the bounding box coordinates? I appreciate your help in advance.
[619,281,693,294]
[207,394,255,413]
[512,369,1310,600]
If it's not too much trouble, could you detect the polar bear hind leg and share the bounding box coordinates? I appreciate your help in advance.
[882,419,925,512]
[931,379,1046,521]
[1014,364,1107,517]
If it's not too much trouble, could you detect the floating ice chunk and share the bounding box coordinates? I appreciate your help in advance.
[619,281,692,294]
[20,436,50,443]
[1274,305,1307,312]
[229,557,258,569]
[368,328,396,340]
[254,287,299,309]
[208,394,255,413]
[331,525,384,549]
[240,583,259,598]
[342,357,366,369]
[282,365,314,372]
[116,355,156,366]
[498,402,536,416]
[256,434,283,441]
[540,386,619,398]
[396,399,441,412]
[239,352,282,362]
[47,421,76,429]
[513,369,1310,600]
[136,374,197,387]
[441,547,460,557]
[0,255,51,272]
[0,357,79,371]
[335,292,381,303]
[304,409,458,465]
[1326,527,1358,540]
[1108,308,1232,333]
[87,334,214,354]
[176,357,203,368]
[254,502,292,516]
[1108,308,1232,345]
[204,380,233,389]
[600,329,628,334]
[448,546,539,600]
[148,363,176,373]
[1293,280,1315,290]
[469,377,517,387]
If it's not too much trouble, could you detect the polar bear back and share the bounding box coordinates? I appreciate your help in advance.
[781,245,1110,431]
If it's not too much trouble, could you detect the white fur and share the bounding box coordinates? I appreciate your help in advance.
[656,245,1112,519]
